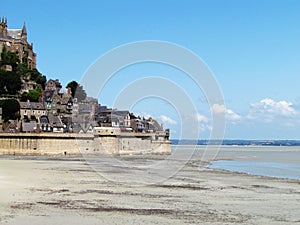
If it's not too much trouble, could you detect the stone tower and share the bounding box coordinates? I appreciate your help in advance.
[0,17,8,37]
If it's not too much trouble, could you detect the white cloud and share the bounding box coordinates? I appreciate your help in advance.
[158,115,177,125]
[211,103,226,114]
[251,98,297,116]
[211,104,242,122]
[248,98,298,123]
[194,113,209,123]
[194,113,211,132]
[226,109,242,121]
[181,113,211,135]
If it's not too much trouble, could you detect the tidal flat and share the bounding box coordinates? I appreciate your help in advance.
[0,148,300,225]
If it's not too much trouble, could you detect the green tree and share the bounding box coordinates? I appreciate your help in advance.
[66,81,87,102]
[5,72,22,95]
[0,70,22,95]
[20,87,42,102]
[0,70,6,95]
[0,47,46,95]
[30,68,41,81]
[0,99,20,121]
[0,46,19,70]
[16,63,30,80]
[26,68,46,89]
[16,63,47,90]
[35,74,47,90]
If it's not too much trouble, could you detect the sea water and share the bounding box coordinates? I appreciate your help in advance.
[171,145,300,180]
[207,146,300,180]
[210,160,300,180]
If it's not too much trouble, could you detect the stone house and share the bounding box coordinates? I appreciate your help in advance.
[58,88,73,114]
[48,115,64,133]
[3,120,18,133]
[78,123,94,134]
[44,86,73,116]
[39,115,51,132]
[131,118,145,132]
[70,115,97,134]
[44,79,62,91]
[96,106,131,129]
[20,80,38,93]
[111,110,131,128]
[21,121,37,133]
[130,117,163,133]
[19,101,46,122]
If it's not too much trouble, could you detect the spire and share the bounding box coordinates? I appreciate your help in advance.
[0,17,7,37]
[1,17,7,25]
[22,22,27,35]
[21,22,27,40]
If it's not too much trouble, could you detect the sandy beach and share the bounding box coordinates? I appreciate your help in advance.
[0,151,300,225]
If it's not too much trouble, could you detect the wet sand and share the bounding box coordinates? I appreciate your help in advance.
[0,154,300,225]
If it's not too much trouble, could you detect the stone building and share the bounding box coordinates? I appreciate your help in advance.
[0,17,36,69]
[19,101,46,122]
[43,79,73,116]
[44,79,62,91]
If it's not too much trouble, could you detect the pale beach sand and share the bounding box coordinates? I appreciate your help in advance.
[0,149,300,225]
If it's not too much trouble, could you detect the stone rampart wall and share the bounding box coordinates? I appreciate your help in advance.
[0,133,171,156]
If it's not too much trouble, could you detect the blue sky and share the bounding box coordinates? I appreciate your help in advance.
[1,0,300,139]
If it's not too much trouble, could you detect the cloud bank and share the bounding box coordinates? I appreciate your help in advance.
[248,98,298,123]
[158,115,177,125]
[211,104,242,122]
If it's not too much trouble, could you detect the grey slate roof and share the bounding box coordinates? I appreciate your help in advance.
[22,121,36,132]
[19,101,45,110]
[48,115,64,128]
[111,110,130,117]
[7,29,22,39]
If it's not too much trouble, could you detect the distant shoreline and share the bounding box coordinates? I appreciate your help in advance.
[171,139,300,146]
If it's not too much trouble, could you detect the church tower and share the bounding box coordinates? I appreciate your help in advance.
[0,17,8,37]
[0,18,36,69]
